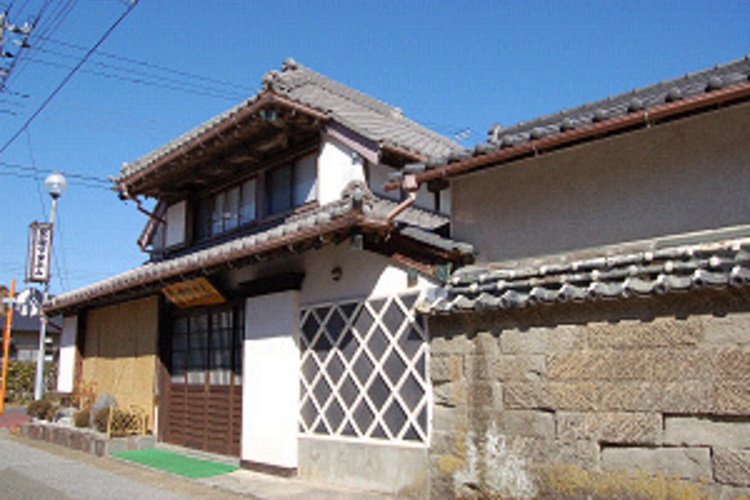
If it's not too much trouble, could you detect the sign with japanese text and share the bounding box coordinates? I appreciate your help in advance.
[162,277,226,309]
[26,222,53,283]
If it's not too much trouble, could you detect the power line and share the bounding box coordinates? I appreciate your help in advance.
[3,0,78,89]
[23,55,246,101]
[36,33,254,94]
[1,159,111,185]
[0,0,140,156]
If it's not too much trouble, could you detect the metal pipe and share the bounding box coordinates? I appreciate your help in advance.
[385,174,418,222]
[384,80,750,191]
[34,196,57,401]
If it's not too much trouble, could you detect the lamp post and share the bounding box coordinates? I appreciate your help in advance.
[33,172,67,401]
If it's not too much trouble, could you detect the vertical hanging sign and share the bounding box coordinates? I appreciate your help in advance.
[26,222,53,283]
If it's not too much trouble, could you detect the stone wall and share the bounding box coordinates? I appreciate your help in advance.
[428,289,750,499]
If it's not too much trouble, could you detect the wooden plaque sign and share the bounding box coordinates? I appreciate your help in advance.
[162,277,225,309]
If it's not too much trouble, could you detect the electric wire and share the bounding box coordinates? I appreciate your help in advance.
[23,55,246,101]
[0,0,140,155]
[36,34,254,94]
[33,46,248,98]
[3,0,78,90]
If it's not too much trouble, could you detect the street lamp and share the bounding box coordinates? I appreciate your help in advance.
[33,172,67,400]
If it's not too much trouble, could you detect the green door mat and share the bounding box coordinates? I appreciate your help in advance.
[112,448,238,478]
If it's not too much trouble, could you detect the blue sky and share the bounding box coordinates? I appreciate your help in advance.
[0,0,748,295]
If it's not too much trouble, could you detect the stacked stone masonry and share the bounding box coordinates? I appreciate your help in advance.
[428,293,750,499]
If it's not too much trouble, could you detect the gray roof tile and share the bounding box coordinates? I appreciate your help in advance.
[397,56,750,182]
[426,237,750,314]
[47,184,471,314]
[121,59,461,181]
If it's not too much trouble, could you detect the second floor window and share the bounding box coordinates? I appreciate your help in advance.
[195,154,317,241]
[196,177,257,240]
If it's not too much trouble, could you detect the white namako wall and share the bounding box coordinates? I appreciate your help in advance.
[231,244,437,478]
[56,315,77,393]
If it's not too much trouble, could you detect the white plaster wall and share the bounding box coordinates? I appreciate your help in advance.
[56,315,77,393]
[165,200,187,248]
[226,245,436,307]
[242,291,300,469]
[369,162,400,200]
[300,244,436,306]
[453,102,750,263]
[318,137,366,204]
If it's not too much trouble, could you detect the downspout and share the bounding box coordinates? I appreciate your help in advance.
[118,185,167,251]
[386,174,418,223]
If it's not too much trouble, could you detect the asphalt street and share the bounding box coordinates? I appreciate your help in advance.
[0,431,390,499]
[0,432,248,499]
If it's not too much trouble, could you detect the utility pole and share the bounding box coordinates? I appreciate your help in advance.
[0,10,34,92]
[1,279,15,414]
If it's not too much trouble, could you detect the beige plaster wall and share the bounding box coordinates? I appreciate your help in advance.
[452,102,750,263]
[428,290,750,499]
[82,295,159,428]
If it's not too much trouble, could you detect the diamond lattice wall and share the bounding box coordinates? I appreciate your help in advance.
[299,294,429,443]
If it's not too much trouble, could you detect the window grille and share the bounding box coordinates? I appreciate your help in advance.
[170,306,243,385]
[299,294,429,443]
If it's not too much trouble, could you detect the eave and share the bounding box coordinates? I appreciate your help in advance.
[385,80,750,190]
[118,92,330,199]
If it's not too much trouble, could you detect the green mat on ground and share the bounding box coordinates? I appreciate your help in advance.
[112,448,238,478]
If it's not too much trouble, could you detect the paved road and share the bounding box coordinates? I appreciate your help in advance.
[0,432,391,499]
[0,433,248,499]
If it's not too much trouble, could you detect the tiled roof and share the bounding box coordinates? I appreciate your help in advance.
[120,58,461,181]
[263,59,461,158]
[47,184,472,314]
[390,56,750,185]
[426,237,750,314]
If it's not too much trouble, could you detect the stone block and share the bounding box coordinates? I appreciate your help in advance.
[598,381,712,413]
[546,325,587,352]
[714,381,750,415]
[548,382,600,411]
[434,380,467,409]
[500,328,548,354]
[504,382,602,411]
[431,335,472,356]
[472,331,500,357]
[508,436,599,470]
[548,351,651,381]
[664,416,750,448]
[464,354,493,380]
[601,446,712,482]
[588,317,703,350]
[703,313,750,346]
[493,355,545,382]
[431,355,463,384]
[649,348,715,381]
[433,402,468,433]
[106,438,126,455]
[504,382,550,410]
[52,427,71,447]
[467,380,503,410]
[502,410,555,439]
[713,449,750,487]
[556,412,661,445]
[716,349,750,380]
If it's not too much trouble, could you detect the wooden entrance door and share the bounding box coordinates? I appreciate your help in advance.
[163,306,243,456]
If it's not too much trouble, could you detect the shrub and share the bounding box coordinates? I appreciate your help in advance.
[93,406,111,433]
[74,408,90,428]
[26,399,53,420]
[45,404,59,421]
[5,361,58,404]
